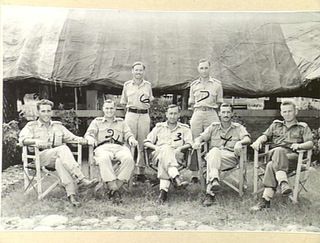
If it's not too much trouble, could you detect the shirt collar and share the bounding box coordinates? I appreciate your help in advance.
[37,119,53,127]
[132,79,146,87]
[165,121,181,131]
[217,122,235,131]
[102,116,117,123]
[284,119,299,129]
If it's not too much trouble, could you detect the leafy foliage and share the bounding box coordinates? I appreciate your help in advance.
[149,97,172,129]
[312,128,320,164]
[2,121,22,170]
[56,108,81,136]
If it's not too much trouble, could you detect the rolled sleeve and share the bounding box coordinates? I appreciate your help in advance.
[120,85,128,105]
[144,126,158,144]
[198,125,212,142]
[303,125,313,142]
[239,125,250,140]
[188,85,195,106]
[217,84,223,104]
[18,124,33,146]
[149,85,154,102]
[84,120,98,143]
[61,126,80,143]
[262,123,274,140]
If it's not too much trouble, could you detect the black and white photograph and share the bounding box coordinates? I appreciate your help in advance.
[1,5,320,232]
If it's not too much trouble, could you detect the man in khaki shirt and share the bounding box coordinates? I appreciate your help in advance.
[250,100,313,211]
[85,99,138,204]
[144,105,192,204]
[188,59,224,182]
[193,103,251,206]
[19,99,98,207]
[120,61,154,182]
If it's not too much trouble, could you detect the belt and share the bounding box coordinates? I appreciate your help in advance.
[128,108,149,114]
[194,107,217,111]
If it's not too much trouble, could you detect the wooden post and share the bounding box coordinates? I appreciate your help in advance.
[172,94,178,104]
[181,89,189,110]
[86,90,98,110]
[74,87,78,110]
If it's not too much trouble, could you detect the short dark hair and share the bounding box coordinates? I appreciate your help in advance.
[36,99,54,110]
[103,99,115,106]
[219,103,233,112]
[281,100,296,110]
[198,58,211,66]
[132,61,146,70]
[167,104,181,112]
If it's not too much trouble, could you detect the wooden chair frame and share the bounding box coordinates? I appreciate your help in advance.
[196,142,247,197]
[22,143,82,200]
[253,144,312,204]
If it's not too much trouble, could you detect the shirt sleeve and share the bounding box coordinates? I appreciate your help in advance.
[144,126,158,144]
[61,126,80,143]
[183,128,193,146]
[198,125,213,142]
[217,83,223,104]
[120,85,128,105]
[239,125,250,139]
[188,85,195,106]
[302,125,313,142]
[123,121,134,142]
[262,123,275,140]
[18,123,34,146]
[149,85,154,102]
[84,120,98,143]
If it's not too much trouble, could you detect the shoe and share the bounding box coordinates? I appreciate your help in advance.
[210,179,221,192]
[157,189,168,204]
[202,194,215,207]
[135,174,147,183]
[191,177,199,184]
[108,190,123,205]
[68,195,81,207]
[250,198,271,212]
[78,178,99,192]
[173,176,189,189]
[280,182,292,195]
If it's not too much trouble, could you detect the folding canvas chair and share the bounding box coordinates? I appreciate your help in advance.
[196,142,247,197]
[88,144,136,191]
[253,144,313,203]
[143,146,192,186]
[22,143,82,200]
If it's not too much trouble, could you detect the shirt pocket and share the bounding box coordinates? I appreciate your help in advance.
[290,130,303,143]
[97,126,114,143]
[53,131,64,146]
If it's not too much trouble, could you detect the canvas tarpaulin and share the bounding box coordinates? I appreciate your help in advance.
[3,8,320,97]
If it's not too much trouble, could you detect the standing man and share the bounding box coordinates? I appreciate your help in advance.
[188,59,224,182]
[144,105,192,204]
[120,61,154,182]
[85,99,138,204]
[193,104,251,206]
[19,99,98,207]
[250,101,313,211]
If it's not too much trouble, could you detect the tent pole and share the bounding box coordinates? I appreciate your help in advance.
[74,87,78,111]
[74,87,79,130]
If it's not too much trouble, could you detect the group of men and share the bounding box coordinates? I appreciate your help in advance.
[19,60,314,211]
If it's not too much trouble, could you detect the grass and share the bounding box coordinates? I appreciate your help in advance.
[2,162,320,231]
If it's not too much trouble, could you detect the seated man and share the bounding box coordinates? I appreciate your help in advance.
[250,100,313,211]
[144,104,192,204]
[19,99,98,207]
[84,99,138,204]
[193,103,251,207]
